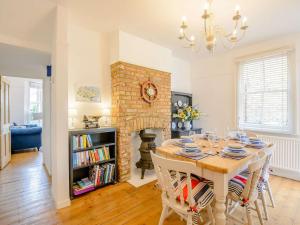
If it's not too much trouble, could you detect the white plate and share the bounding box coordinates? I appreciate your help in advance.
[223,148,247,157]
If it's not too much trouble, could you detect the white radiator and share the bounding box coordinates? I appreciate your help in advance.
[258,134,300,180]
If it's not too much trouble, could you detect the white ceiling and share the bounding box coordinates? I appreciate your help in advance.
[0,0,56,52]
[0,0,299,58]
[0,43,51,78]
[66,0,300,57]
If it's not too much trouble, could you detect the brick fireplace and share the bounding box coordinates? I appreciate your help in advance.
[111,61,171,182]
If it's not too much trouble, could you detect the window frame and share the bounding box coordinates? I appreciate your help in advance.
[236,48,295,135]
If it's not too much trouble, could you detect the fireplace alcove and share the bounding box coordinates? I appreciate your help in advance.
[111,61,171,183]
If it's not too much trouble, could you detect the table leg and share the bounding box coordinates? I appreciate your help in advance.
[213,173,228,225]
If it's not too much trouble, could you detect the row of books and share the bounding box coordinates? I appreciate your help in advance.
[89,164,115,187]
[72,135,93,149]
[73,177,95,196]
[73,147,111,168]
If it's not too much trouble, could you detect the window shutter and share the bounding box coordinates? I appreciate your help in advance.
[238,52,290,132]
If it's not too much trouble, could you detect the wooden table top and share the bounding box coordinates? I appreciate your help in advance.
[156,139,272,174]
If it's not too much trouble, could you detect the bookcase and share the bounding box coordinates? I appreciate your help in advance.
[69,128,117,199]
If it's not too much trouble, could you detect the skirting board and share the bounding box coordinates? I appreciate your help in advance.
[270,166,300,181]
[55,198,71,209]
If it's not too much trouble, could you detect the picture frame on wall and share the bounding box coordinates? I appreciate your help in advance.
[75,85,101,103]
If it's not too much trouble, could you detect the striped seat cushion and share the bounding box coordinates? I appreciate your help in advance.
[228,174,247,198]
[239,169,267,192]
[173,174,214,209]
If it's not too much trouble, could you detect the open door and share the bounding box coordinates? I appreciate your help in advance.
[0,76,11,169]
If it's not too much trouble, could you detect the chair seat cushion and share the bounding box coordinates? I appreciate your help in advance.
[239,169,267,192]
[173,175,214,209]
[228,174,247,198]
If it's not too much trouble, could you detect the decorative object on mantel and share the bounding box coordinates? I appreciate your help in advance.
[75,85,101,102]
[173,105,200,131]
[136,129,156,179]
[178,0,249,53]
[140,78,158,104]
[82,115,100,129]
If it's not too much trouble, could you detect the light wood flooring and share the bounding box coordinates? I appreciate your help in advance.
[1,152,300,225]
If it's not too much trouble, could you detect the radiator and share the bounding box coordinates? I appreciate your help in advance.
[258,134,300,180]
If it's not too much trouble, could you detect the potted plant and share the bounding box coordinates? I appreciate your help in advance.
[173,105,201,130]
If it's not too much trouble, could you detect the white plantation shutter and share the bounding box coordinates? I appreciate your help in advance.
[238,51,291,133]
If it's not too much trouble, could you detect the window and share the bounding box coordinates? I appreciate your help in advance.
[237,51,292,133]
[28,81,43,125]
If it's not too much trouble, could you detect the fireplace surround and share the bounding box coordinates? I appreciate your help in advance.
[111,61,171,182]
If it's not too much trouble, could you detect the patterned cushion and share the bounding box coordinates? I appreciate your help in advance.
[228,174,247,198]
[173,174,214,209]
[240,169,267,192]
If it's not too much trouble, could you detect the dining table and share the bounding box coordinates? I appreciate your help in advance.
[156,138,273,225]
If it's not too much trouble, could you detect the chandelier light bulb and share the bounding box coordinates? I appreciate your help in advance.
[204,2,209,11]
[235,5,240,14]
[177,1,248,53]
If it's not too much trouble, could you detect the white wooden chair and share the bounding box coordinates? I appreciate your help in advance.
[257,145,275,220]
[151,151,215,225]
[239,144,275,221]
[226,152,267,225]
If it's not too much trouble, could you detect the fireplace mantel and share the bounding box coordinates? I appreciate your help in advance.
[111,61,171,182]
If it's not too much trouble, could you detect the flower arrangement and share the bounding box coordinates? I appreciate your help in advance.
[173,105,200,122]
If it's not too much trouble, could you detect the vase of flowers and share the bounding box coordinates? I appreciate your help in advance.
[173,105,201,131]
[184,121,192,130]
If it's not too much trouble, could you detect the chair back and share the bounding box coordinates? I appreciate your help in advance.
[260,144,274,182]
[241,151,266,201]
[151,151,199,209]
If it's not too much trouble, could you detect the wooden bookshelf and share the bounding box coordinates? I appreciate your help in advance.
[69,128,117,199]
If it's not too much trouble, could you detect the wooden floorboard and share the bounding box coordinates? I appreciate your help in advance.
[1,151,300,225]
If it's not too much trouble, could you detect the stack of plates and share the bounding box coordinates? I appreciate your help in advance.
[173,138,194,148]
[222,144,247,157]
[245,137,266,149]
[180,143,202,157]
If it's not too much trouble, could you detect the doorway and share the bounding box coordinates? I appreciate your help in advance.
[0,43,53,223]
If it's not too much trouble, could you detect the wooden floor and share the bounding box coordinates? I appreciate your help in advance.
[1,152,300,225]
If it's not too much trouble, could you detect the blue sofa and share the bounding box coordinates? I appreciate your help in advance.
[11,125,42,152]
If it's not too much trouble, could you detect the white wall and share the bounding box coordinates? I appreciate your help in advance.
[67,28,193,128]
[118,31,173,72]
[171,57,192,93]
[67,24,111,128]
[191,33,300,136]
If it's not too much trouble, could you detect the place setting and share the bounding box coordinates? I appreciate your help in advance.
[174,137,210,160]
[219,143,249,160]
[242,137,267,149]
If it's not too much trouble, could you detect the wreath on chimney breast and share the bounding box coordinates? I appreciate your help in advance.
[140,78,158,104]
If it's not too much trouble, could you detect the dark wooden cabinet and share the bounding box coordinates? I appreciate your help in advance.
[171,128,202,139]
[171,91,202,138]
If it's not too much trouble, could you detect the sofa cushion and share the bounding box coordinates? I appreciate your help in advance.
[11,127,42,135]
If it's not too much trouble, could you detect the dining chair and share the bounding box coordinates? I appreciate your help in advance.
[151,151,215,225]
[226,152,267,225]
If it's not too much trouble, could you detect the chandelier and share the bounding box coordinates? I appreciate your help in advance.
[178,0,249,53]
